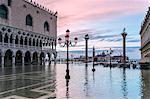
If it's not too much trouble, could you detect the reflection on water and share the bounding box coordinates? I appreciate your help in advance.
[84,63,89,96]
[66,78,70,99]
[0,62,149,99]
[141,70,150,99]
[121,69,128,99]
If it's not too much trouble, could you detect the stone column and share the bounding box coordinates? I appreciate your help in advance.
[31,54,33,65]
[18,36,20,47]
[8,36,10,46]
[12,55,15,67]
[22,53,24,66]
[1,56,4,68]
[13,36,15,47]
[2,34,4,46]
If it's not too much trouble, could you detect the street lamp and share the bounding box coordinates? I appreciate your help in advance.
[121,28,127,67]
[92,46,96,72]
[58,29,78,79]
[84,34,89,63]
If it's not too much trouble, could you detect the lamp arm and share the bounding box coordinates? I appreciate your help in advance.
[59,41,67,47]
[69,41,76,47]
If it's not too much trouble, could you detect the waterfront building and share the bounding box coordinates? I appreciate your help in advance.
[140,7,150,66]
[0,0,57,67]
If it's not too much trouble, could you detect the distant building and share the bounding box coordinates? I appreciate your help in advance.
[140,7,150,65]
[0,0,57,67]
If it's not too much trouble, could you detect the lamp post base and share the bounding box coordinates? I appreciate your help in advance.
[65,69,70,79]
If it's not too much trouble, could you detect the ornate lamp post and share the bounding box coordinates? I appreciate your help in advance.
[92,46,96,72]
[84,34,89,63]
[58,29,78,79]
[121,28,127,66]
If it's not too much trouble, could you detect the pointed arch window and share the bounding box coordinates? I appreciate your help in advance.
[26,14,33,26]
[0,5,8,19]
[44,21,49,32]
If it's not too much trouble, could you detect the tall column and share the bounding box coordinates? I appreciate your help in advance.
[85,34,89,63]
[121,28,127,66]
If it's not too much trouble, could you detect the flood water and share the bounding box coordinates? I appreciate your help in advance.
[0,62,149,99]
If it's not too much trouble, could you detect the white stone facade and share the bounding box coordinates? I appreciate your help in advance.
[0,0,57,67]
[140,7,150,63]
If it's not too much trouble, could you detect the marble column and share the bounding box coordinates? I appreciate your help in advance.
[13,36,15,47]
[22,54,24,66]
[12,55,15,67]
[1,56,4,68]
[2,34,4,46]
[8,37,10,46]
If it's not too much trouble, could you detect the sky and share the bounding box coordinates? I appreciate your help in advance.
[32,0,149,59]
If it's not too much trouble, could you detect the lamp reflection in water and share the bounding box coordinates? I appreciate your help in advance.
[66,78,70,99]
[58,29,78,79]
[84,63,89,96]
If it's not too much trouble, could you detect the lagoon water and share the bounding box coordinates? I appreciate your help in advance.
[0,62,149,99]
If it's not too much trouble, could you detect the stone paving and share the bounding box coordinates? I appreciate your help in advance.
[0,64,57,99]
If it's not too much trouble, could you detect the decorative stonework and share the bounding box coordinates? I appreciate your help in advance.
[0,0,57,67]
[140,7,150,63]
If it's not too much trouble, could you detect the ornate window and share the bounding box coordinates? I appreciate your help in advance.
[26,14,33,26]
[44,21,49,32]
[0,5,8,19]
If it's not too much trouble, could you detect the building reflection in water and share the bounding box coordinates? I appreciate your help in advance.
[141,70,150,99]
[84,63,89,96]
[121,69,128,99]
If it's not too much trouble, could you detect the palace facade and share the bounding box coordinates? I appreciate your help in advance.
[140,7,150,65]
[0,0,57,67]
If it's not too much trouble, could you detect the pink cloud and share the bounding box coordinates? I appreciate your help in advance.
[32,0,149,34]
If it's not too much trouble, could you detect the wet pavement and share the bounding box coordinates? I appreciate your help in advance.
[0,62,149,99]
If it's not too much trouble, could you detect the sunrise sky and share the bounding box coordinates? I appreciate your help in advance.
[33,0,149,59]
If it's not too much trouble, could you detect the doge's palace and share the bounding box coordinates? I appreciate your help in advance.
[0,0,57,67]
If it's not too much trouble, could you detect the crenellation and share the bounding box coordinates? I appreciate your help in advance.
[23,0,57,17]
